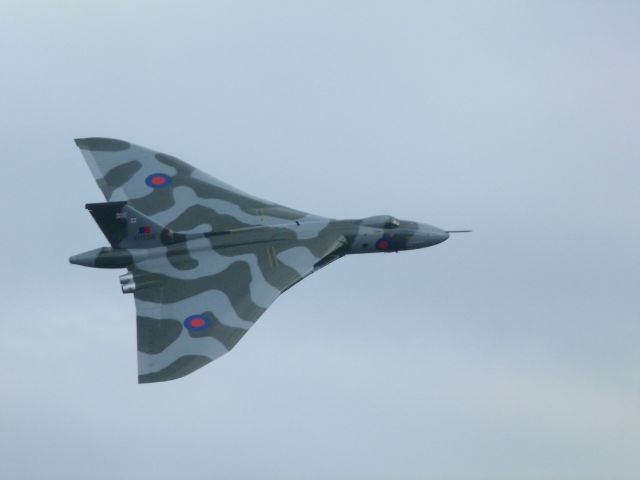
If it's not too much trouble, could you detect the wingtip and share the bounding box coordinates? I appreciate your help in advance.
[74,137,131,152]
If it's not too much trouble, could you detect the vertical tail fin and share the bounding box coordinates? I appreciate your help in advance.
[86,202,174,248]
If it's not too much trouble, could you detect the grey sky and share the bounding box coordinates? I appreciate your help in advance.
[0,1,638,479]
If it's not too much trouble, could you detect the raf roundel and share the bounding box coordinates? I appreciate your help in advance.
[376,239,390,250]
[184,314,212,332]
[145,173,172,189]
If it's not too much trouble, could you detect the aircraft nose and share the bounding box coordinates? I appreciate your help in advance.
[407,223,449,249]
[427,225,450,245]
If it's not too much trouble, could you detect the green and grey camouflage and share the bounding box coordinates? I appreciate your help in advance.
[70,138,458,383]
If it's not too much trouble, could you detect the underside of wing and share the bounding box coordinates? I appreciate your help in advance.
[132,234,346,383]
[75,137,325,234]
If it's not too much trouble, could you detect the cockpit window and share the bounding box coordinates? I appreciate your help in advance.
[361,215,401,229]
[385,217,400,229]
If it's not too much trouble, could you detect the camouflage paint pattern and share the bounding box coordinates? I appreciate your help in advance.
[70,138,450,383]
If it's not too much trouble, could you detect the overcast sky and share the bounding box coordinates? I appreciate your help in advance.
[0,1,639,479]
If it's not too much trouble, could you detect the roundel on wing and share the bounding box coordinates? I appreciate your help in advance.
[184,314,212,332]
[145,173,172,189]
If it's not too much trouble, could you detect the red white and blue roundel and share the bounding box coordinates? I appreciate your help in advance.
[376,238,390,250]
[184,314,212,332]
[145,173,172,189]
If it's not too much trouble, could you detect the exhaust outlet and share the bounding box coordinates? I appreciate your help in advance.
[119,272,136,294]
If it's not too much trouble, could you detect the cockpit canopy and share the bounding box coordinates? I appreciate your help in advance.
[361,215,401,229]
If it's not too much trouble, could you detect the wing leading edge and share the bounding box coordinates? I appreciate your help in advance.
[133,235,345,383]
[75,137,324,234]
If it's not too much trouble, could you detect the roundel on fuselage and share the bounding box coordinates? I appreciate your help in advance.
[376,238,390,250]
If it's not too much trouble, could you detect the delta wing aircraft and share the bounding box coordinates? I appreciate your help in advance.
[70,138,466,383]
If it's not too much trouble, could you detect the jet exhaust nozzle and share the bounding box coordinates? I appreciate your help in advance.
[119,272,136,294]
